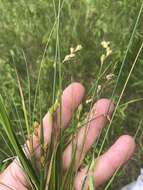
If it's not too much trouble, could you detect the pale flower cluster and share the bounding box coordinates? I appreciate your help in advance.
[100,40,112,65]
[63,45,83,63]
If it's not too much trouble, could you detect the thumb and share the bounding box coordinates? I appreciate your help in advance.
[0,159,28,190]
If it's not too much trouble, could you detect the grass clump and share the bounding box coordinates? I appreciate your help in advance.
[0,0,143,190]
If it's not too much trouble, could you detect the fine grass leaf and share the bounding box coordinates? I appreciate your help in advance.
[0,95,40,189]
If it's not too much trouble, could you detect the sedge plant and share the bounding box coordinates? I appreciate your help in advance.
[0,0,143,190]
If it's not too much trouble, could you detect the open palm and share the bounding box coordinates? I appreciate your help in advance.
[0,83,135,190]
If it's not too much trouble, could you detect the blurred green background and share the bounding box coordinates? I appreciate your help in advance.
[0,0,143,189]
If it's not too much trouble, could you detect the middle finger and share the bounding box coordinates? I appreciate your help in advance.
[62,99,114,171]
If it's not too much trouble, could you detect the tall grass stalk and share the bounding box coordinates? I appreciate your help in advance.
[0,96,40,189]
[98,42,143,158]
[80,4,143,186]
[94,1,143,163]
[0,1,143,190]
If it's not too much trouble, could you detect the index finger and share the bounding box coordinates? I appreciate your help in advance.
[43,82,85,144]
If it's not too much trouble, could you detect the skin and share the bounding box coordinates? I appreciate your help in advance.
[0,83,135,190]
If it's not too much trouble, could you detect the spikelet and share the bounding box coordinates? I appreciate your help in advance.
[106,73,115,81]
[63,44,83,63]
[100,40,112,65]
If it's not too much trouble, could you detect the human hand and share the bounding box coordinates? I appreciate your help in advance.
[0,83,135,190]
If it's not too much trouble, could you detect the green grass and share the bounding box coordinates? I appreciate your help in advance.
[0,0,143,190]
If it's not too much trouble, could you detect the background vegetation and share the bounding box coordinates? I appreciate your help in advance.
[0,0,143,189]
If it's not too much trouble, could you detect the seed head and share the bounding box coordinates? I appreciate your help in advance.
[101,41,110,49]
[63,44,82,63]
[97,85,102,95]
[106,73,115,81]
